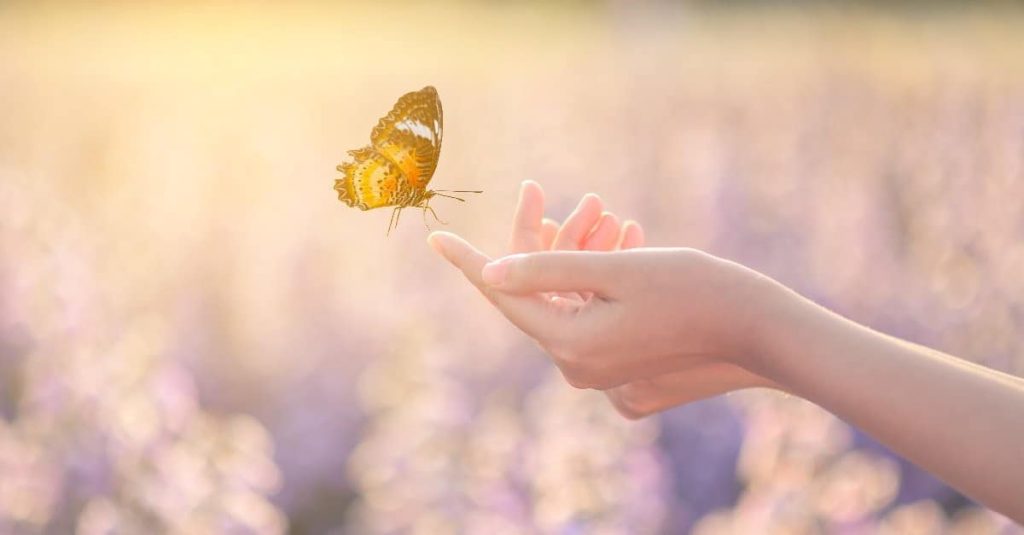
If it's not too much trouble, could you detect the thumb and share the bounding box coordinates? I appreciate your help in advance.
[482,251,620,296]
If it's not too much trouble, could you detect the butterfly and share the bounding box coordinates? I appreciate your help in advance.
[334,86,480,235]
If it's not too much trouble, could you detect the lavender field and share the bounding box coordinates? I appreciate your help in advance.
[1,2,1023,533]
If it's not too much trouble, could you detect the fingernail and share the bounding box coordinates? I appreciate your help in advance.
[481,259,510,286]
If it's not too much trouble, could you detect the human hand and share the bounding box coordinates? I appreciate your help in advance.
[429,182,783,403]
[437,183,1024,522]
[492,181,779,417]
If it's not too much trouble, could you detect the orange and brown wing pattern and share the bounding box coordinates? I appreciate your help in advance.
[369,86,443,190]
[334,146,405,210]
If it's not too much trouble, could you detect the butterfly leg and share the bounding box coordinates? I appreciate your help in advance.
[425,205,448,225]
[420,198,448,229]
[387,207,402,236]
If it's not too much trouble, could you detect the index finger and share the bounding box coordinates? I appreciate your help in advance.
[429,231,569,339]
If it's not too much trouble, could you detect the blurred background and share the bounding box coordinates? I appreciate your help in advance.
[1,1,1023,533]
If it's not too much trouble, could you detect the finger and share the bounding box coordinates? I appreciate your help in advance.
[428,231,567,337]
[552,193,604,251]
[481,250,619,295]
[582,212,622,252]
[508,180,546,254]
[428,231,493,298]
[540,218,560,250]
[619,220,646,249]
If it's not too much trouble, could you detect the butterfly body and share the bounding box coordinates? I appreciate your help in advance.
[334,86,477,233]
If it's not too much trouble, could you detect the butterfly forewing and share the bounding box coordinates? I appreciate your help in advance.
[369,86,443,190]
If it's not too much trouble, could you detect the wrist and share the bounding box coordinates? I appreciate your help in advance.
[737,276,821,381]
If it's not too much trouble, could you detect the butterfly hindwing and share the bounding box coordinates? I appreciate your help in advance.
[334,146,405,210]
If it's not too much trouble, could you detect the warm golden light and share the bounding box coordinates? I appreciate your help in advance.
[1,2,1022,533]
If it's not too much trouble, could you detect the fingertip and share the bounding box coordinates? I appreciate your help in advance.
[620,220,646,249]
[427,231,450,255]
[600,211,621,226]
[521,179,543,194]
[519,180,545,208]
[428,231,471,264]
[581,192,604,212]
[481,260,509,286]
[582,211,622,251]
[569,193,603,217]
[482,253,529,287]
[555,194,606,251]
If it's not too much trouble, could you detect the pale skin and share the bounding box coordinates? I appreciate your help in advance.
[428,181,1024,523]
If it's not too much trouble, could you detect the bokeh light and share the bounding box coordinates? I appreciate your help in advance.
[1,1,1022,533]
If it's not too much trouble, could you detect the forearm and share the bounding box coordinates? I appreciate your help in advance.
[752,285,1024,523]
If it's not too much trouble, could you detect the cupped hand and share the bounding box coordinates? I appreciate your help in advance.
[429,181,780,416]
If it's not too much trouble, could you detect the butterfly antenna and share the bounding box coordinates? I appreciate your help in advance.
[433,193,467,202]
[431,189,482,202]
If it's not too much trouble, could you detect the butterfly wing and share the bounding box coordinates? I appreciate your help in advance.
[334,146,406,210]
[369,86,443,190]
